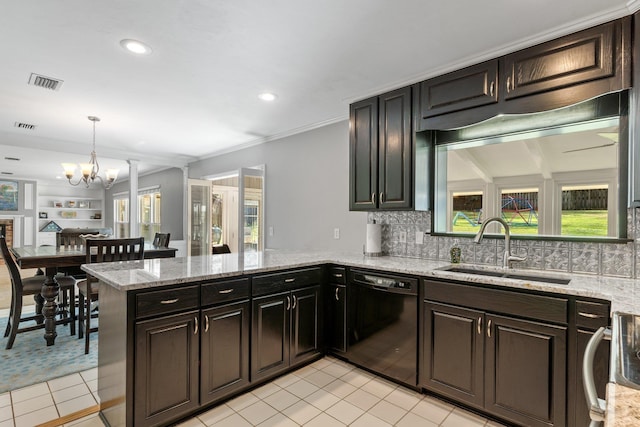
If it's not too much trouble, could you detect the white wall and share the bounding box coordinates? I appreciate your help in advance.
[188,120,368,252]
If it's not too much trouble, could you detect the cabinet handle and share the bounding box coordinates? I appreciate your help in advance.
[380,192,384,204]
[489,81,495,97]
[194,316,199,335]
[204,315,210,333]
[487,319,492,338]
[292,295,297,310]
[333,273,343,278]
[506,76,511,93]
[284,278,296,283]
[477,317,482,335]
[286,296,291,310]
[335,287,340,301]
[160,298,179,304]
[578,312,606,319]
[218,289,234,294]
[371,193,376,205]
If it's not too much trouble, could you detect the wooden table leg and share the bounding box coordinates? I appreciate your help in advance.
[34,293,44,324]
[41,266,60,346]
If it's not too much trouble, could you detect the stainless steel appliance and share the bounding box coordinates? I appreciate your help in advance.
[584,312,640,427]
[347,270,418,387]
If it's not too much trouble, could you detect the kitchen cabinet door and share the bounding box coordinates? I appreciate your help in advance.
[349,86,413,211]
[200,301,250,406]
[422,301,484,408]
[484,314,567,427]
[326,283,347,354]
[251,291,290,382]
[134,311,200,427]
[378,86,413,209]
[503,21,618,100]
[291,286,321,365]
[418,60,499,119]
[349,97,378,211]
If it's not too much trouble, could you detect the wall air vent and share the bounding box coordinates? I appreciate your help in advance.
[14,122,37,130]
[28,73,63,91]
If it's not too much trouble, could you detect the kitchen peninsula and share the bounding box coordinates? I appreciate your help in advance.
[84,251,640,427]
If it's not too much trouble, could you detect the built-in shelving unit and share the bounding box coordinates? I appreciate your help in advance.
[37,184,105,246]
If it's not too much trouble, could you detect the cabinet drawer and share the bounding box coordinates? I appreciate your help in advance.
[253,267,322,296]
[424,279,568,324]
[201,277,250,306]
[136,285,199,319]
[328,267,347,284]
[576,300,610,329]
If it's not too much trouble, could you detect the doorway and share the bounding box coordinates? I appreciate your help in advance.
[188,167,264,256]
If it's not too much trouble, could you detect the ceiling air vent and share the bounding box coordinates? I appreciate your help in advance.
[14,122,37,130]
[1,172,14,175]
[4,157,20,161]
[28,73,63,91]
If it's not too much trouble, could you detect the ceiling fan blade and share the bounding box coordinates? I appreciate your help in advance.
[563,142,616,153]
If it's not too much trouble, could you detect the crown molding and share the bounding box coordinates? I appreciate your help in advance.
[628,0,640,13]
[345,5,633,104]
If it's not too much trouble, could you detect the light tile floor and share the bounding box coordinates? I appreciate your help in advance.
[1,367,99,427]
[1,357,508,427]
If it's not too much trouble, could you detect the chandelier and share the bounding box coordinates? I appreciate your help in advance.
[61,116,119,190]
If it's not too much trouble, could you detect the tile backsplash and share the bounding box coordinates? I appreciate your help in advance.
[368,209,639,278]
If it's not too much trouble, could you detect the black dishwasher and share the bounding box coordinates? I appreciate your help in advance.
[347,270,418,387]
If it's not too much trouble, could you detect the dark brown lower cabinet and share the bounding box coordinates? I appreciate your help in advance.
[423,301,567,427]
[326,283,347,354]
[134,311,200,427]
[423,302,484,407]
[569,300,610,427]
[485,314,567,427]
[200,300,250,405]
[252,285,321,382]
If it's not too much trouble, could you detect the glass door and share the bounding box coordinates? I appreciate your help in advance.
[238,167,264,253]
[187,179,212,256]
[207,167,264,255]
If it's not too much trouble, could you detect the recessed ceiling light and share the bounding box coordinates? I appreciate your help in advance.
[258,92,278,102]
[120,39,152,55]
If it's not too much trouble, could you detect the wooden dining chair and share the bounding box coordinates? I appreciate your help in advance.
[78,237,145,354]
[1,236,76,349]
[152,232,170,247]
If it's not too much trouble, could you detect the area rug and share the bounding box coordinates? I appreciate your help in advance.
[0,309,98,393]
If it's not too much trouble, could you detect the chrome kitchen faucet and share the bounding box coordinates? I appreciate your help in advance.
[474,217,526,269]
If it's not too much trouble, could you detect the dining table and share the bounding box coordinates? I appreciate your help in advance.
[10,242,177,346]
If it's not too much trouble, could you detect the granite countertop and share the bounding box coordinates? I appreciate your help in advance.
[82,249,640,426]
[82,249,640,315]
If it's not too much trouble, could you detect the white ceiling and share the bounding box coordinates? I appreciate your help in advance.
[0,0,634,184]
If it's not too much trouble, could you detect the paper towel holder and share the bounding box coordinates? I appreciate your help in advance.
[364,220,383,257]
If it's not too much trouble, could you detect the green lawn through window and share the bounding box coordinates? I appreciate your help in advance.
[451,210,607,237]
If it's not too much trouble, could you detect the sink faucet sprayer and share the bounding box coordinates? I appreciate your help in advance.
[473,217,526,269]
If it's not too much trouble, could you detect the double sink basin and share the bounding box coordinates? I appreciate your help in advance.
[440,265,572,285]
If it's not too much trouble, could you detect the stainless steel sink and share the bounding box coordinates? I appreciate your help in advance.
[440,266,571,285]
[612,313,640,389]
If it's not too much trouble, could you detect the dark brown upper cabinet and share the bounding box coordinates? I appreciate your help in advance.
[419,60,499,118]
[503,21,617,100]
[417,17,630,130]
[349,86,413,211]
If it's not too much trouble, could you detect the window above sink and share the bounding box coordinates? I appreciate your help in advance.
[431,92,628,242]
